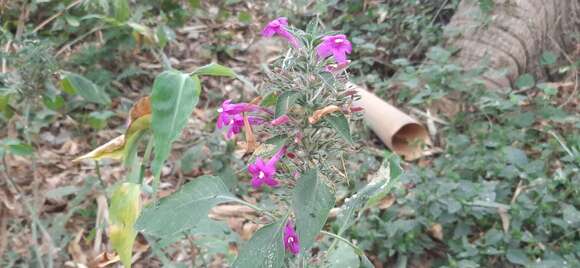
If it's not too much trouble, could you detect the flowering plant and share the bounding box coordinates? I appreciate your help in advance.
[75,17,392,268]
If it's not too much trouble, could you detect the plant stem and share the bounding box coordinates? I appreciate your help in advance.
[320,230,363,256]
[222,196,277,219]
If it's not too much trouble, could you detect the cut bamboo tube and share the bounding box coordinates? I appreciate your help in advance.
[350,83,432,161]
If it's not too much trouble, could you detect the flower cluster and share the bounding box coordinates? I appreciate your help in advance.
[215,17,356,256]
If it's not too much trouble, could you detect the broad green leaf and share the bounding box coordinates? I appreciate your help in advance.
[328,243,359,268]
[514,73,535,90]
[151,71,201,191]
[292,169,334,251]
[275,91,298,118]
[135,175,233,237]
[336,165,394,235]
[324,113,353,143]
[113,0,130,22]
[233,220,285,268]
[506,248,530,266]
[540,51,558,66]
[191,63,236,78]
[42,94,64,111]
[109,182,141,268]
[503,146,528,167]
[60,73,111,105]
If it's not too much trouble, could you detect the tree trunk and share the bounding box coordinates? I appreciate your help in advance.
[445,0,580,90]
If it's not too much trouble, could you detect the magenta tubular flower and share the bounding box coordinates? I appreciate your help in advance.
[316,34,352,64]
[283,220,300,255]
[261,17,300,48]
[225,114,264,139]
[248,146,287,189]
[216,99,264,139]
[271,114,290,126]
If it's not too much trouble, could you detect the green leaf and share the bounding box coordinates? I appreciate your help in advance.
[336,172,393,235]
[514,73,535,90]
[324,113,353,143]
[292,168,334,251]
[426,46,451,63]
[503,146,528,167]
[328,243,359,268]
[506,248,530,266]
[191,63,236,78]
[540,51,558,66]
[2,139,34,156]
[233,220,285,268]
[42,94,64,111]
[113,0,130,22]
[150,71,201,191]
[537,83,558,96]
[260,92,278,107]
[60,73,111,105]
[87,111,115,130]
[109,182,141,268]
[136,175,233,237]
[275,91,298,118]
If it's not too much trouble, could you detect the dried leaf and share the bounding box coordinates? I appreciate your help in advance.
[308,105,341,124]
[498,207,510,233]
[73,135,125,162]
[427,223,443,241]
[128,96,151,125]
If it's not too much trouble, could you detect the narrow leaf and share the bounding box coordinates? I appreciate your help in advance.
[151,71,201,191]
[292,169,334,251]
[324,113,353,143]
[233,220,285,268]
[191,63,236,78]
[135,175,233,237]
[275,91,298,118]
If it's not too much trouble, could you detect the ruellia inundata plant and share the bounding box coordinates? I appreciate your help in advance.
[76,17,378,268]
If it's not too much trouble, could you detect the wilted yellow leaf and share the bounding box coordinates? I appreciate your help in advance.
[73,135,125,162]
[109,183,141,268]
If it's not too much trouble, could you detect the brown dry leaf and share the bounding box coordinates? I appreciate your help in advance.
[498,207,510,233]
[378,194,396,210]
[72,135,125,162]
[241,222,259,241]
[308,105,341,124]
[68,229,88,265]
[427,223,443,241]
[128,96,151,124]
[90,252,119,268]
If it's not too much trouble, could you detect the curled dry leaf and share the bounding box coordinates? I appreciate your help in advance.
[308,105,341,124]
[73,135,126,162]
[74,97,152,163]
[90,252,120,268]
[128,96,151,125]
[427,223,443,241]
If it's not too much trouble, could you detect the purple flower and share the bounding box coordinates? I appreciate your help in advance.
[248,146,286,189]
[225,114,264,139]
[216,99,263,139]
[271,114,290,126]
[262,17,300,48]
[316,34,352,64]
[283,220,300,255]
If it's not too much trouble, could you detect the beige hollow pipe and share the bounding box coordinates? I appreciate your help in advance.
[350,84,431,161]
